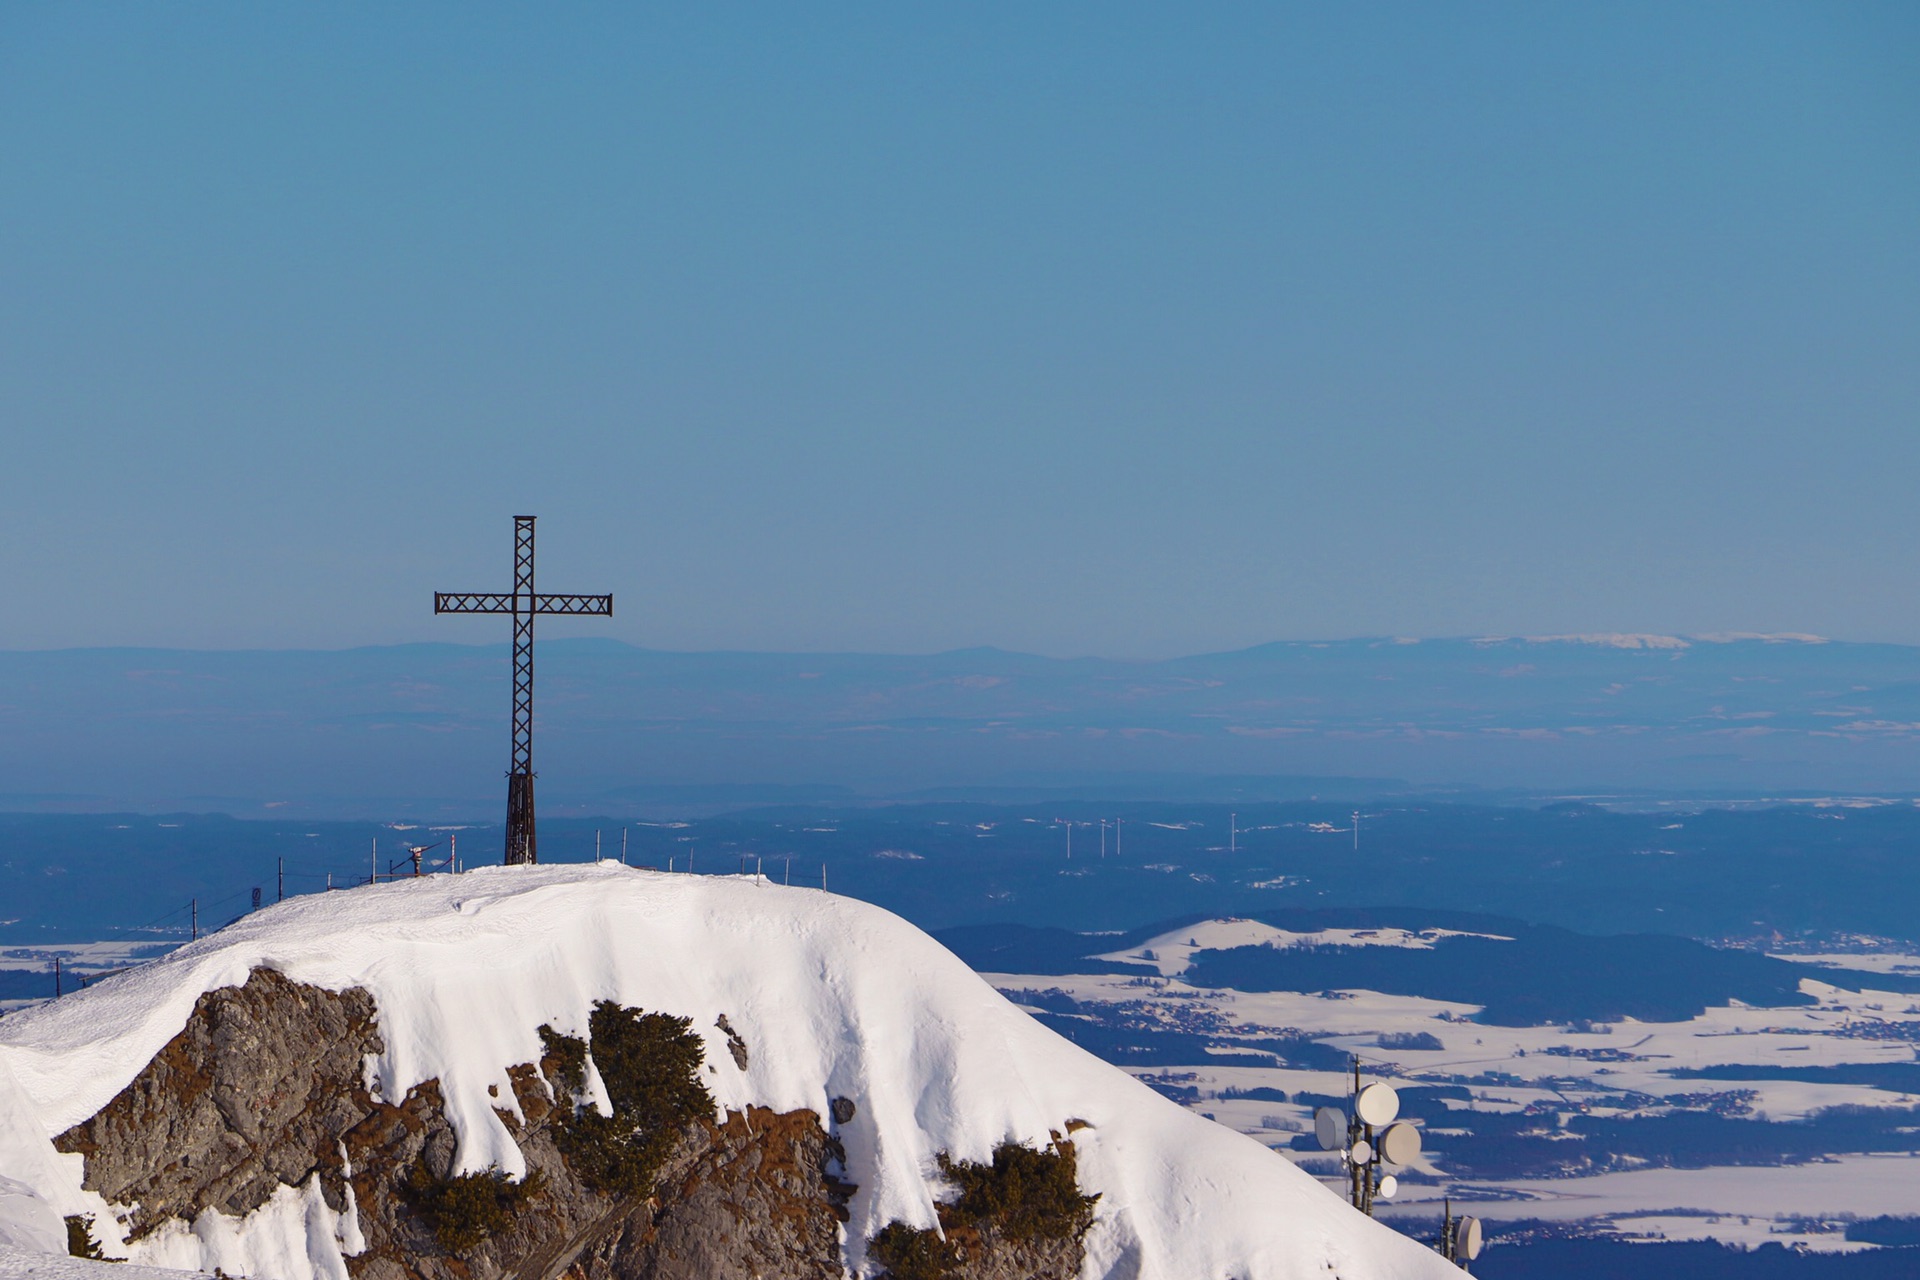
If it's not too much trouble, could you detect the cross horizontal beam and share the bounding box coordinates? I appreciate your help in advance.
[434,592,614,616]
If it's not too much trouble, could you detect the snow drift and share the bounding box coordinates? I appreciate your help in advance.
[0,863,1454,1279]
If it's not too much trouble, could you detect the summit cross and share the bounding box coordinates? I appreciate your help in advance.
[435,515,612,865]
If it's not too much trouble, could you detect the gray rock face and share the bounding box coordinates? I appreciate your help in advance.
[54,969,852,1280]
[52,968,1088,1280]
[53,968,382,1235]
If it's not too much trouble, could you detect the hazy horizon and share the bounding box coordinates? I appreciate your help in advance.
[5,635,1919,812]
[0,628,1877,662]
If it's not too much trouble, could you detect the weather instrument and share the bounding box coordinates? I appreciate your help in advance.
[435,516,613,865]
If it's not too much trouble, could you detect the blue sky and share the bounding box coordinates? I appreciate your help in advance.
[1,3,1915,656]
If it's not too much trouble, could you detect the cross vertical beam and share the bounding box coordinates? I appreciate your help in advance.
[435,516,613,866]
[508,516,537,865]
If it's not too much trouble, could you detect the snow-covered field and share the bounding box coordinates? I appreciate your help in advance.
[1094,920,1511,978]
[988,920,1920,1254]
[0,867,1455,1280]
[1775,951,1920,978]
[0,945,174,1014]
[1383,1155,1920,1251]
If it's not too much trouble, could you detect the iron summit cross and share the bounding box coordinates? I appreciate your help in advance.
[435,516,613,865]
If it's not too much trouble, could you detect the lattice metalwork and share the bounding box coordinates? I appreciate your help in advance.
[435,516,613,865]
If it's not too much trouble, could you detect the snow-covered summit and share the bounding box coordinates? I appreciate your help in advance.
[0,864,1455,1279]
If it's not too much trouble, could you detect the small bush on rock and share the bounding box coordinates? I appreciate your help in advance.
[938,1140,1099,1242]
[869,1221,958,1280]
[539,1001,713,1196]
[869,1137,1100,1278]
[404,1167,544,1254]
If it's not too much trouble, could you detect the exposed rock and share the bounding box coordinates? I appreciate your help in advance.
[53,967,382,1236]
[572,1108,848,1280]
[940,1224,1080,1280]
[54,969,854,1280]
[713,1015,749,1072]
[869,1218,1081,1280]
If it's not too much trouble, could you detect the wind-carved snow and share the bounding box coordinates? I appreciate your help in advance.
[0,1247,211,1280]
[1097,918,1513,978]
[134,1177,356,1280]
[0,865,1454,1280]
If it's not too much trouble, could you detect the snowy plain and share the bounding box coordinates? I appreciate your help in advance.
[991,920,1920,1255]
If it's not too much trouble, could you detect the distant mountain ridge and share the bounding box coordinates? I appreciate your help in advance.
[1,635,1916,813]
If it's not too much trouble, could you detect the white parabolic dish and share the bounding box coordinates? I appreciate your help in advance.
[1355,1080,1400,1126]
[1378,1120,1422,1165]
[1314,1106,1345,1151]
[1455,1216,1484,1261]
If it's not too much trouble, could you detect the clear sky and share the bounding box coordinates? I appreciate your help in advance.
[2,4,1915,657]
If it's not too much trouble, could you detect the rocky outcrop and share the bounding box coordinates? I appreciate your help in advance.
[53,968,383,1237]
[54,969,852,1280]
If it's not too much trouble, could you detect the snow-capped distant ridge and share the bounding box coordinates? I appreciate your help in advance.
[0,865,1452,1280]
[1512,633,1693,650]
[1471,632,1830,651]
[1688,632,1829,645]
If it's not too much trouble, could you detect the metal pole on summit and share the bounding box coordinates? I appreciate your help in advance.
[278,857,284,902]
[434,516,614,865]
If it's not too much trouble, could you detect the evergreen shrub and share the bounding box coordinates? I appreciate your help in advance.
[538,1000,713,1196]
[404,1167,544,1254]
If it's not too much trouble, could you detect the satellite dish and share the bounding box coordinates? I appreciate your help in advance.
[1377,1174,1398,1199]
[1455,1216,1484,1261]
[1355,1081,1400,1126]
[1349,1139,1373,1165]
[1378,1121,1422,1165]
[1314,1106,1344,1151]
